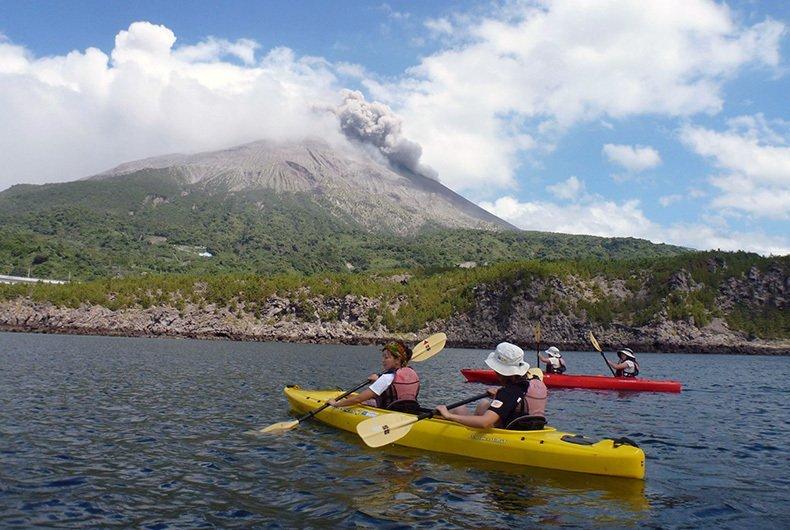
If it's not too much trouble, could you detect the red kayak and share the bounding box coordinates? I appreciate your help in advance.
[460,369,682,393]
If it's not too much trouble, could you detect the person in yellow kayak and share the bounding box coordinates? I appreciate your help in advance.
[327,340,420,412]
[538,346,566,374]
[435,342,547,430]
[607,348,640,377]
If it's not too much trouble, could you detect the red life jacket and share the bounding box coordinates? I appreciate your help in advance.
[499,378,548,428]
[376,367,420,409]
[523,378,547,417]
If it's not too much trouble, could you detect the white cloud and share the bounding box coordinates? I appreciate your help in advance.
[680,115,790,219]
[480,195,656,239]
[174,37,260,65]
[376,0,783,192]
[0,22,348,187]
[424,18,453,36]
[335,62,368,79]
[600,120,614,130]
[480,194,789,255]
[602,144,662,172]
[379,3,410,21]
[547,175,585,200]
[659,194,683,207]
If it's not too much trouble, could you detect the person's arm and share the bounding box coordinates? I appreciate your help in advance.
[329,388,377,408]
[608,360,626,370]
[329,373,393,407]
[538,354,550,363]
[435,406,499,429]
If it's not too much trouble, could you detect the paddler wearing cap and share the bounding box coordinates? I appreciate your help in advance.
[435,342,548,430]
[328,340,421,411]
[539,346,567,374]
[607,348,640,377]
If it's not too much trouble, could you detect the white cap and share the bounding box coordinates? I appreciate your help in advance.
[618,348,636,360]
[544,346,562,358]
[485,342,529,376]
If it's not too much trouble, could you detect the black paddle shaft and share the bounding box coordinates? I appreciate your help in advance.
[420,392,492,421]
[297,379,369,423]
[601,352,617,377]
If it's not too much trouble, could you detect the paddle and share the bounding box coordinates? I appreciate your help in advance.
[357,392,490,448]
[257,332,448,434]
[588,331,616,377]
[535,322,541,367]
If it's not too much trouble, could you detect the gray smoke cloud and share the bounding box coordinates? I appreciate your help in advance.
[334,89,439,180]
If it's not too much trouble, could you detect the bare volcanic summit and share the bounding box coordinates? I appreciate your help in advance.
[91,138,516,235]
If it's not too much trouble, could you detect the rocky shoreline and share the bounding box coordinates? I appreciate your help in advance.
[1,293,787,355]
[3,256,787,355]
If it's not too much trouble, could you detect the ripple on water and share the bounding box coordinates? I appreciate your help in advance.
[1,334,788,528]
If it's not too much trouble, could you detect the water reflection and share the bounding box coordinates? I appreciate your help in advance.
[280,423,650,527]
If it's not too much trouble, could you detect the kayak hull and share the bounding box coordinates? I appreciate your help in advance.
[460,369,682,392]
[283,386,645,479]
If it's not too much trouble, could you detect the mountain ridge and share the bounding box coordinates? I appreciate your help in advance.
[0,138,689,279]
[85,138,516,233]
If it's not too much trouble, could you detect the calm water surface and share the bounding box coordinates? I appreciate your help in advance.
[1,332,788,528]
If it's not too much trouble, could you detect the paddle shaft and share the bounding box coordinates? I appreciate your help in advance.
[589,331,617,377]
[295,380,369,424]
[535,323,541,367]
[356,391,493,447]
[420,392,491,421]
[601,351,617,376]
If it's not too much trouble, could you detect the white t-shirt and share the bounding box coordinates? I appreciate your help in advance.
[368,373,395,396]
[548,357,562,369]
[623,360,636,374]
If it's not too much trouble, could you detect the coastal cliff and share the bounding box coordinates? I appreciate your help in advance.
[1,252,787,354]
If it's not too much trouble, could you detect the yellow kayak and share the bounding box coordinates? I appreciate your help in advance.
[283,386,645,479]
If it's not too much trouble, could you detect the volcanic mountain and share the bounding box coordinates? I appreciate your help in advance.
[88,138,516,234]
[0,139,686,278]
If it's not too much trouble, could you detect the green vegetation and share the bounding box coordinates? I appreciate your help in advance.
[1,172,785,340]
[1,251,786,339]
[0,172,686,280]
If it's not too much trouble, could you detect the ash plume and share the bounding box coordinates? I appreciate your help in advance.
[334,90,438,180]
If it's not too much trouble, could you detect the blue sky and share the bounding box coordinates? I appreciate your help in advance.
[0,0,787,254]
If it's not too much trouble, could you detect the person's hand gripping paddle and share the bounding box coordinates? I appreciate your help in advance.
[256,333,447,434]
[589,331,616,377]
[356,392,490,448]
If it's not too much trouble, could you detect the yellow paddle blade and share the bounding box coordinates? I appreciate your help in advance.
[410,332,447,362]
[589,331,602,352]
[527,367,544,381]
[257,419,300,434]
[356,412,417,448]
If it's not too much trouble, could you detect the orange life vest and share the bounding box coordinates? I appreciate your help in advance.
[376,367,420,409]
[523,378,547,417]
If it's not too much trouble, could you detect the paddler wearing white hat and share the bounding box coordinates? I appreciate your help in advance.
[607,348,640,377]
[538,345,567,374]
[435,342,548,430]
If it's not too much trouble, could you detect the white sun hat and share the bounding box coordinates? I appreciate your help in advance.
[544,346,562,358]
[618,348,636,360]
[485,342,529,376]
